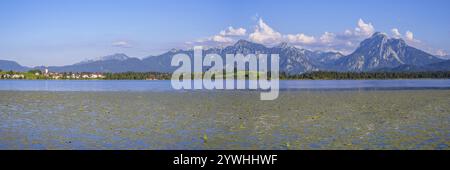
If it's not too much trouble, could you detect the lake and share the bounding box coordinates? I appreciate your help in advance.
[0,79,449,149]
[0,79,449,91]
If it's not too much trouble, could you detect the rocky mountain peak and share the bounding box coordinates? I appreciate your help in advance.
[276,42,289,49]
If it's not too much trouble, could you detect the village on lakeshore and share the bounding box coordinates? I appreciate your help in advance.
[0,68,169,80]
[0,68,107,80]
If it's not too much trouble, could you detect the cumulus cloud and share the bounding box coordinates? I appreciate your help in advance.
[248,18,317,45]
[355,19,375,37]
[285,33,316,44]
[220,26,246,36]
[211,35,233,43]
[389,29,441,55]
[319,32,335,43]
[405,31,414,40]
[189,26,247,47]
[190,17,380,53]
[187,17,435,55]
[249,18,282,44]
[405,31,415,41]
[343,19,375,38]
[401,30,421,44]
[246,18,377,53]
[391,28,401,38]
[112,41,131,48]
[390,28,420,44]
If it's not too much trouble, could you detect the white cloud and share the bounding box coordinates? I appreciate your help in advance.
[403,30,422,44]
[246,18,376,52]
[405,31,414,40]
[405,31,414,41]
[391,28,401,38]
[191,26,247,47]
[192,18,379,52]
[211,35,233,43]
[249,18,282,44]
[285,33,316,44]
[220,26,246,36]
[248,18,316,45]
[389,30,441,55]
[390,28,421,45]
[187,17,436,55]
[343,19,375,38]
[344,29,353,36]
[112,41,131,48]
[355,19,375,37]
[320,32,335,43]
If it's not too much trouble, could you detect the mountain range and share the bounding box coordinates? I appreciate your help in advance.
[0,60,30,72]
[1,32,449,74]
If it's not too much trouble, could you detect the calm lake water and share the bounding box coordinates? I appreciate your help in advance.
[0,79,449,91]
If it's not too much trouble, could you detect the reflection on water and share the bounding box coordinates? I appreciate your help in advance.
[0,90,449,149]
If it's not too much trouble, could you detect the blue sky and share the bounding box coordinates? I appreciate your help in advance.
[0,0,449,66]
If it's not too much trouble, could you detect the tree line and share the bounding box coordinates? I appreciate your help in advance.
[279,71,450,80]
[103,72,172,80]
[104,71,450,80]
[2,69,449,80]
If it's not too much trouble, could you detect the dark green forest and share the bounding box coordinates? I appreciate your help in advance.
[3,70,449,80]
[104,71,450,80]
[103,72,172,80]
[280,71,450,80]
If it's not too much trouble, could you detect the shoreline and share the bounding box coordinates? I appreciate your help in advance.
[1,87,450,93]
[1,78,450,81]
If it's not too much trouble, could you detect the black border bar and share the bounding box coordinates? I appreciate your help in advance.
[0,150,448,169]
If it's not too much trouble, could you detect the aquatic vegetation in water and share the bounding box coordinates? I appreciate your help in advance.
[202,133,208,144]
[0,90,449,150]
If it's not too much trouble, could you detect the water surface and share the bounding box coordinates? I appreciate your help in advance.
[0,79,449,91]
